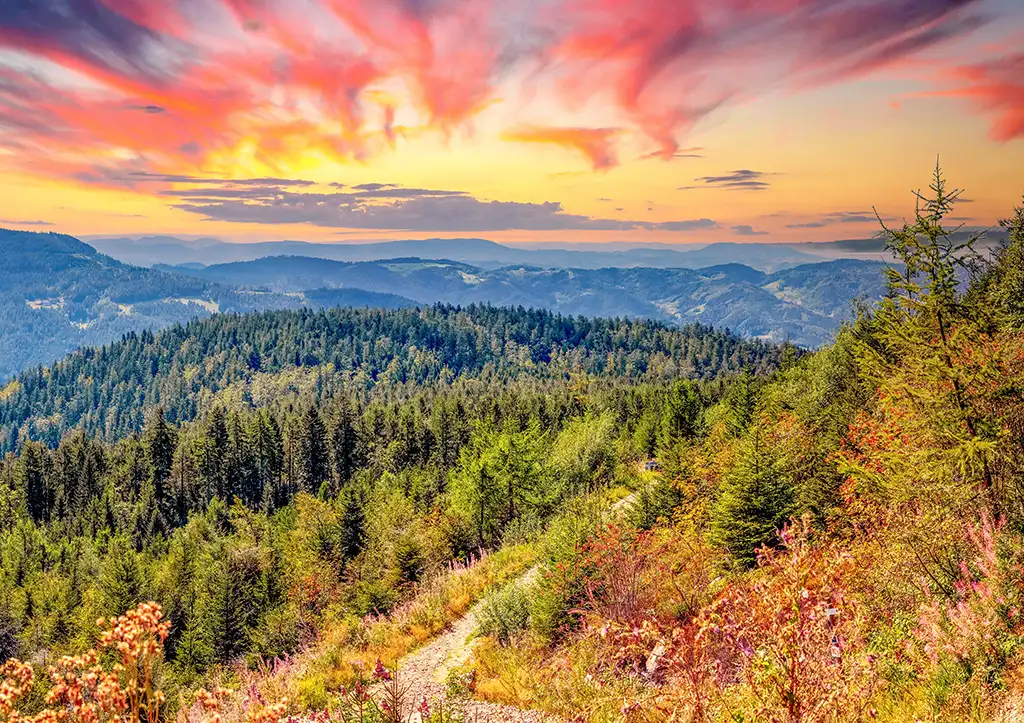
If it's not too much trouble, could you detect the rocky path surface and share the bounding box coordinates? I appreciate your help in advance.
[388,490,641,722]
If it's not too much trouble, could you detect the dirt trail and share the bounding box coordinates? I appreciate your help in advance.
[389,490,641,722]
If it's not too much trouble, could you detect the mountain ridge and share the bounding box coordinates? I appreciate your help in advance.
[173,254,891,346]
[2,228,895,380]
[89,235,829,271]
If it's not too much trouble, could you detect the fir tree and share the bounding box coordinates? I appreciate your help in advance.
[330,401,359,488]
[709,425,795,568]
[18,443,48,524]
[143,407,177,528]
[296,406,329,494]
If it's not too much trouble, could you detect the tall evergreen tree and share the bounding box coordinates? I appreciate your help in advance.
[200,407,229,503]
[100,537,144,616]
[18,442,48,524]
[143,407,177,527]
[658,381,704,451]
[709,425,795,568]
[330,402,359,489]
[296,406,329,494]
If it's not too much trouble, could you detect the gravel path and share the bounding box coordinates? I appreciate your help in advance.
[383,490,641,722]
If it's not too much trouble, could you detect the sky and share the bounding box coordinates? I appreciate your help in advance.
[0,0,1022,245]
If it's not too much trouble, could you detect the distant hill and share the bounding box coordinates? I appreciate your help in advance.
[0,229,299,379]
[181,255,892,347]
[3,229,896,381]
[91,236,828,272]
[0,229,419,380]
[0,305,787,449]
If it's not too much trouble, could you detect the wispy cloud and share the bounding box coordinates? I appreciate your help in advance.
[785,210,881,229]
[919,53,1024,141]
[0,0,1006,187]
[681,170,772,192]
[0,219,55,227]
[503,126,621,170]
[163,178,717,232]
[732,224,769,236]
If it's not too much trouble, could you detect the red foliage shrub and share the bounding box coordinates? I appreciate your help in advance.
[706,516,880,723]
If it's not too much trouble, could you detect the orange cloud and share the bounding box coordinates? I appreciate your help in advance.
[927,54,1024,141]
[0,0,1016,197]
[503,126,621,170]
[541,0,992,155]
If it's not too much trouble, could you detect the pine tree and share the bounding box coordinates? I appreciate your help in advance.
[723,371,757,438]
[143,407,177,528]
[296,406,329,494]
[338,486,365,562]
[250,412,284,511]
[658,381,703,452]
[200,407,229,503]
[709,425,795,568]
[100,537,144,616]
[330,402,359,488]
[206,548,262,662]
[864,164,997,494]
[227,412,255,504]
[18,442,49,524]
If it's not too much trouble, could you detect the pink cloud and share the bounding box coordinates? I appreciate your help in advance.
[0,0,1015,190]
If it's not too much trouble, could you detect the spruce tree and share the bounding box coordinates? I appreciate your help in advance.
[658,381,703,452]
[709,425,795,568]
[143,407,177,527]
[201,407,229,503]
[100,537,144,616]
[297,406,329,494]
[330,402,359,488]
[18,442,49,524]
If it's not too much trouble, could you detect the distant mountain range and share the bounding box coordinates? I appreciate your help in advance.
[0,230,304,379]
[160,254,889,347]
[88,235,884,272]
[2,228,905,380]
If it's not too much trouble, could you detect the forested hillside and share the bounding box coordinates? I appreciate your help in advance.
[0,305,786,451]
[0,356,743,703]
[175,255,891,346]
[0,229,299,379]
[2,171,1023,723]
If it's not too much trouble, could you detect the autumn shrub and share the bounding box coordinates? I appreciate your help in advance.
[576,524,662,626]
[477,584,530,645]
[0,602,289,723]
[914,512,1024,702]
[709,516,880,723]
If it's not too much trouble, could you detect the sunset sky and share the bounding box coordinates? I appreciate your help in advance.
[0,0,1022,245]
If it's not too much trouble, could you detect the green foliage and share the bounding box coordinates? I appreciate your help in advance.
[859,164,998,495]
[0,305,784,451]
[296,406,330,495]
[477,583,531,645]
[100,537,145,617]
[974,195,1024,327]
[628,477,687,530]
[658,381,705,451]
[530,498,606,643]
[709,424,795,567]
[449,420,549,548]
[546,413,617,499]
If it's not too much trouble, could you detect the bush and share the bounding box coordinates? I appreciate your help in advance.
[529,498,604,642]
[477,583,530,645]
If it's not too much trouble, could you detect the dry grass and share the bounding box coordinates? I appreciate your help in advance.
[233,543,538,711]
